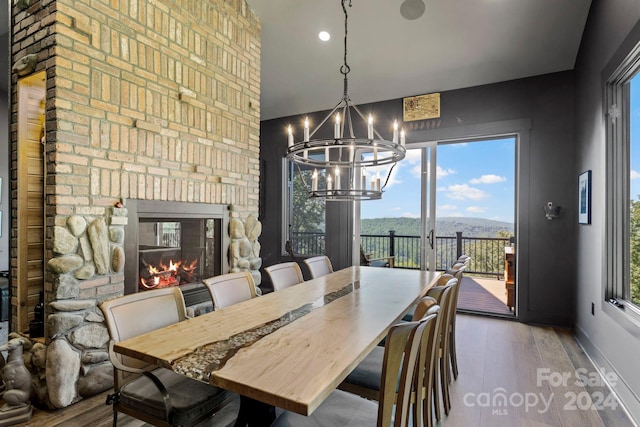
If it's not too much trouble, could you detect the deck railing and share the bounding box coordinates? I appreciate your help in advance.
[289,232,325,256]
[291,230,510,277]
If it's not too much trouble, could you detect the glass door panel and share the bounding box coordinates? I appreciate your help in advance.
[359,146,433,270]
[357,135,516,315]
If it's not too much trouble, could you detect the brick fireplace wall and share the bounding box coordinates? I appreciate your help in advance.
[10,0,260,408]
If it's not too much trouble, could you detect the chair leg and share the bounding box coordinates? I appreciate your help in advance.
[440,352,451,415]
[433,363,441,421]
[413,390,422,427]
[439,330,453,415]
[106,392,119,427]
[450,329,459,380]
[423,382,434,427]
[445,344,453,384]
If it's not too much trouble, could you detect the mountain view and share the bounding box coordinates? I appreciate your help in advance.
[361,216,514,238]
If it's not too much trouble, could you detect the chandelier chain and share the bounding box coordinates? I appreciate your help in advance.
[285,0,406,201]
[340,0,352,78]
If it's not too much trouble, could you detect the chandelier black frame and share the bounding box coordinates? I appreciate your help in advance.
[286,0,406,201]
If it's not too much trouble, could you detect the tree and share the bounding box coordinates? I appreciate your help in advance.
[291,169,325,232]
[496,230,514,239]
[289,168,326,255]
[630,198,640,305]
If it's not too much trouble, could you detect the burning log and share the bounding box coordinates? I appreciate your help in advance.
[139,258,198,290]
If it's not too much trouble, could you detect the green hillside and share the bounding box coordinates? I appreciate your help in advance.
[360,216,514,238]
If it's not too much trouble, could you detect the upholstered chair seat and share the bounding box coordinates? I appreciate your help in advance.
[117,368,230,425]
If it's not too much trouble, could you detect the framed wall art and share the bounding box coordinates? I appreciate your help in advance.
[578,170,591,224]
[403,92,440,122]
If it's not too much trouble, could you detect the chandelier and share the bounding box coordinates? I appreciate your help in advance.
[286,0,406,201]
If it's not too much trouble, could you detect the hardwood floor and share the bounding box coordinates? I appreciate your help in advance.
[445,315,634,427]
[20,315,635,427]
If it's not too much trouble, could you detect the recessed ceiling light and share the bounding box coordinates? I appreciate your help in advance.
[318,31,331,42]
[400,0,425,20]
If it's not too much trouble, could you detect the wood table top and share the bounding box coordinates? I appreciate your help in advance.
[114,266,438,416]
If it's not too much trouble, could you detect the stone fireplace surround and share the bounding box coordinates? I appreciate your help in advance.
[31,200,262,409]
[9,0,262,412]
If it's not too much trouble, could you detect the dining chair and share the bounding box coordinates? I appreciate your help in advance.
[202,271,257,309]
[443,267,464,380]
[339,297,443,427]
[360,245,394,268]
[303,255,334,279]
[272,317,434,427]
[425,277,459,419]
[264,262,304,291]
[99,287,232,427]
[450,261,466,271]
[457,254,471,268]
[402,273,454,322]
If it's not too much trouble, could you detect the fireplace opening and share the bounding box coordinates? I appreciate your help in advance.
[124,200,230,306]
[138,218,219,291]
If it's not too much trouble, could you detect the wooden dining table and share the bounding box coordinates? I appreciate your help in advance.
[114,266,438,425]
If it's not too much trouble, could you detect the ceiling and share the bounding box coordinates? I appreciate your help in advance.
[2,2,592,115]
[247,0,592,121]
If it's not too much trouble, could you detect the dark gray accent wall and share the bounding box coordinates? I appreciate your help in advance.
[260,70,576,325]
[574,0,640,422]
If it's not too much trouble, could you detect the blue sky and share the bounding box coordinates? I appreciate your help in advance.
[360,137,516,223]
[632,74,640,199]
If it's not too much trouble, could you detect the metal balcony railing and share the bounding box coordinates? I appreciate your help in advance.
[288,232,326,256]
[291,230,510,277]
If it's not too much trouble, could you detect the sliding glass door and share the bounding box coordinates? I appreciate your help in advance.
[358,137,516,279]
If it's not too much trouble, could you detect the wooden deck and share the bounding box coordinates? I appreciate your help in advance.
[458,275,513,316]
[19,315,634,427]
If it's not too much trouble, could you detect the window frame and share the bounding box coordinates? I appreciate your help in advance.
[282,158,327,257]
[281,158,292,257]
[604,31,640,334]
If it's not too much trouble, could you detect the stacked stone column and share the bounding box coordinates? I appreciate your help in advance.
[36,207,128,408]
[229,213,263,294]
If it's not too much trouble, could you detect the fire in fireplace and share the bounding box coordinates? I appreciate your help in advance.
[139,249,201,290]
[124,200,230,305]
[137,218,216,290]
[140,257,199,289]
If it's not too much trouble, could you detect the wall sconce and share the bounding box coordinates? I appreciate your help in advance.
[544,201,561,220]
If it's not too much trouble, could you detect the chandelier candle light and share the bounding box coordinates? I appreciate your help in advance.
[286,0,406,201]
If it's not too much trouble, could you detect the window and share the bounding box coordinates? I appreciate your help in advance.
[284,160,326,256]
[605,36,640,321]
[631,74,640,307]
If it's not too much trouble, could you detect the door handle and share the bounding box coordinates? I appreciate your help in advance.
[427,229,434,249]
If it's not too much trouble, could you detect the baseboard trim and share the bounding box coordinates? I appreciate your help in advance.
[575,324,640,427]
